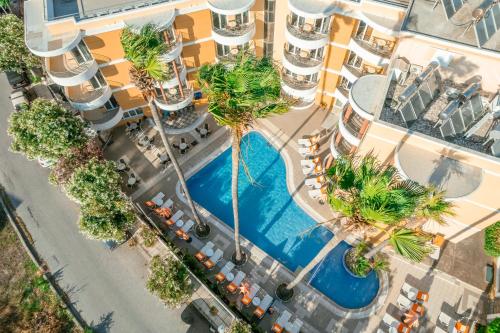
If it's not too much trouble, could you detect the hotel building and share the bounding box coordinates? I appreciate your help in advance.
[24,0,499,241]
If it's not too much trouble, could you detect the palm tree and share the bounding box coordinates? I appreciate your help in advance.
[0,0,10,14]
[198,54,289,264]
[120,24,210,237]
[277,154,454,300]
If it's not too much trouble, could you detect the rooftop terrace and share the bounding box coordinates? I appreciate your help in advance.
[403,0,500,53]
[379,62,500,158]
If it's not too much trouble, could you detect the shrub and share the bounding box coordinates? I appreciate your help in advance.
[141,227,157,247]
[488,318,500,333]
[484,222,500,257]
[225,320,252,333]
[146,255,192,308]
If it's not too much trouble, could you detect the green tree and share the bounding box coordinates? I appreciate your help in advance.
[225,320,252,333]
[79,207,135,242]
[0,0,10,14]
[8,98,87,161]
[120,24,210,237]
[146,255,192,308]
[0,14,39,72]
[487,318,500,333]
[279,154,454,299]
[484,221,500,257]
[198,54,289,264]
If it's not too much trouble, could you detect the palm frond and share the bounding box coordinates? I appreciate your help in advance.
[416,186,455,225]
[389,228,432,262]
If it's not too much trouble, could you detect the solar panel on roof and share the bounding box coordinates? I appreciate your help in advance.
[440,119,455,138]
[473,1,500,47]
[441,0,464,20]
[399,103,417,123]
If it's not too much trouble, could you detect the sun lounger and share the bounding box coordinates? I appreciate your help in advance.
[151,192,165,206]
[438,312,453,327]
[305,176,325,189]
[298,137,319,147]
[176,219,195,238]
[434,326,447,333]
[286,318,303,333]
[226,271,246,294]
[402,282,429,302]
[253,294,273,318]
[397,294,413,310]
[215,261,235,282]
[165,210,184,227]
[300,160,316,168]
[382,313,411,332]
[195,241,214,262]
[203,249,223,269]
[272,310,292,333]
[298,144,319,156]
[241,284,261,306]
[161,198,173,209]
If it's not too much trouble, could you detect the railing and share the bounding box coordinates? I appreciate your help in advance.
[156,87,194,106]
[86,108,120,124]
[352,37,393,57]
[46,58,95,78]
[68,85,110,103]
[286,15,329,41]
[343,112,364,136]
[282,73,318,90]
[283,49,323,68]
[213,15,255,37]
[163,32,182,54]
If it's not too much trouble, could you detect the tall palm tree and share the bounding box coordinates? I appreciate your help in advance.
[198,54,289,264]
[278,154,454,300]
[120,24,210,237]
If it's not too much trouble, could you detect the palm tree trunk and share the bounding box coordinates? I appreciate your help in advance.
[172,61,184,98]
[147,98,207,231]
[286,232,345,290]
[231,129,242,262]
[364,239,389,260]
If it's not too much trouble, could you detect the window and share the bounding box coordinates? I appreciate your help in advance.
[355,21,368,40]
[264,0,275,56]
[216,43,230,56]
[104,96,119,111]
[71,40,92,64]
[122,108,144,120]
[89,71,106,89]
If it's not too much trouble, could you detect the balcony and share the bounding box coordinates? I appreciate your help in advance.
[340,65,362,84]
[45,53,98,87]
[81,107,124,131]
[154,87,194,112]
[281,73,318,101]
[285,16,330,49]
[212,17,256,46]
[330,130,355,158]
[162,105,209,135]
[159,33,183,63]
[66,84,113,111]
[348,37,393,66]
[333,86,349,106]
[207,0,255,15]
[156,62,187,89]
[338,108,367,146]
[348,75,386,121]
[282,49,323,76]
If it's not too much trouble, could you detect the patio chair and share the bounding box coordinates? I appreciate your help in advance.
[241,284,261,306]
[165,210,184,227]
[226,271,246,294]
[195,241,215,262]
[203,248,223,269]
[175,219,195,239]
[215,261,235,283]
[253,294,273,319]
[438,312,453,327]
[272,310,292,333]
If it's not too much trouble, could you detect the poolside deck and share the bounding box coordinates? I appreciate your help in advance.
[103,105,488,332]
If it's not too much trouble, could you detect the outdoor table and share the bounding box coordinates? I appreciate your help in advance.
[226,272,235,282]
[159,154,169,163]
[200,128,208,137]
[128,177,137,186]
[205,248,214,257]
[176,219,184,227]
[117,162,126,171]
[252,296,261,306]
[129,123,138,130]
[179,142,188,150]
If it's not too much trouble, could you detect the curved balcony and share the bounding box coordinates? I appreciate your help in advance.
[159,33,183,63]
[45,55,98,87]
[339,109,364,146]
[357,12,401,37]
[285,18,330,49]
[207,0,255,15]
[333,86,349,106]
[154,87,194,112]
[288,0,337,19]
[66,85,113,111]
[282,49,323,76]
[330,130,355,158]
[156,63,187,89]
[212,19,256,46]
[163,106,209,135]
[340,65,361,84]
[349,75,386,121]
[82,107,124,131]
[281,74,318,101]
[348,38,392,66]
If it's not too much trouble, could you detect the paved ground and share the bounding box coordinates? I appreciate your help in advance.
[0,73,209,333]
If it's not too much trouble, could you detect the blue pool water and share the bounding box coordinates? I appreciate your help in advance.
[187,132,379,309]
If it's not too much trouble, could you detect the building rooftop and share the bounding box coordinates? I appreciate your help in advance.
[350,75,387,117]
[403,0,500,53]
[288,0,338,18]
[379,62,500,158]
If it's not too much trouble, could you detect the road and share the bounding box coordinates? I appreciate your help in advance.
[0,74,209,333]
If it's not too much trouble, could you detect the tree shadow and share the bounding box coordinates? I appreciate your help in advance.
[90,311,114,333]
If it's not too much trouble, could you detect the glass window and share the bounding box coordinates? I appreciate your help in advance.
[104,96,119,111]
[212,12,219,29]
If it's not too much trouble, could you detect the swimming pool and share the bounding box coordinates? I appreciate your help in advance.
[187,132,379,309]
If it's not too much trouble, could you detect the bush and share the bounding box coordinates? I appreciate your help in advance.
[484,222,500,257]
[225,320,252,333]
[146,255,192,308]
[141,227,157,247]
[488,318,500,333]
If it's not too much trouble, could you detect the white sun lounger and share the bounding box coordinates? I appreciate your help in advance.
[161,198,173,209]
[301,160,316,168]
[287,319,303,333]
[298,138,315,147]
[171,210,184,222]
[151,192,165,206]
[302,166,314,175]
[199,242,214,256]
[298,146,318,156]
[308,189,325,199]
[227,271,246,293]
[219,261,235,276]
[383,313,399,327]
[305,177,323,189]
[438,312,453,327]
[434,326,447,333]
[254,294,273,318]
[203,248,223,269]
[397,294,413,310]
[276,310,292,327]
[181,219,195,233]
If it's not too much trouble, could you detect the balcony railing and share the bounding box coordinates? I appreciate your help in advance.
[281,73,318,90]
[67,85,112,111]
[286,16,329,41]
[343,112,365,137]
[283,49,323,68]
[155,87,194,111]
[352,37,393,57]
[213,13,255,37]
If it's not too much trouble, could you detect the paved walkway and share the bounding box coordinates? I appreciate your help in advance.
[104,107,487,332]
